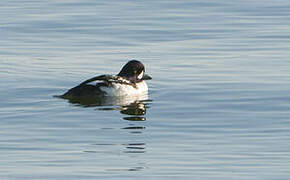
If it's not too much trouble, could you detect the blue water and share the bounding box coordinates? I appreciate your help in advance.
[1,0,290,179]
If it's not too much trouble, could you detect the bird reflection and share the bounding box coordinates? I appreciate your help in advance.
[121,102,147,121]
[60,93,150,121]
[58,93,149,172]
[122,143,146,154]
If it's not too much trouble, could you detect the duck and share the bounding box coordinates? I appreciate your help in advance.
[60,60,152,99]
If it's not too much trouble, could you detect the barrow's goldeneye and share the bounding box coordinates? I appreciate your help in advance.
[60,60,152,98]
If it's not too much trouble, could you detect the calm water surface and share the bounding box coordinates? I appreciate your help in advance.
[1,0,290,179]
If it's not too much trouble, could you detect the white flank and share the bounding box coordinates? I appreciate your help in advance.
[99,81,148,97]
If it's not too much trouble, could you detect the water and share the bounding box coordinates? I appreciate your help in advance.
[1,0,290,179]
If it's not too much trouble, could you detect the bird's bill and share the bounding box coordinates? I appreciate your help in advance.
[142,74,152,80]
